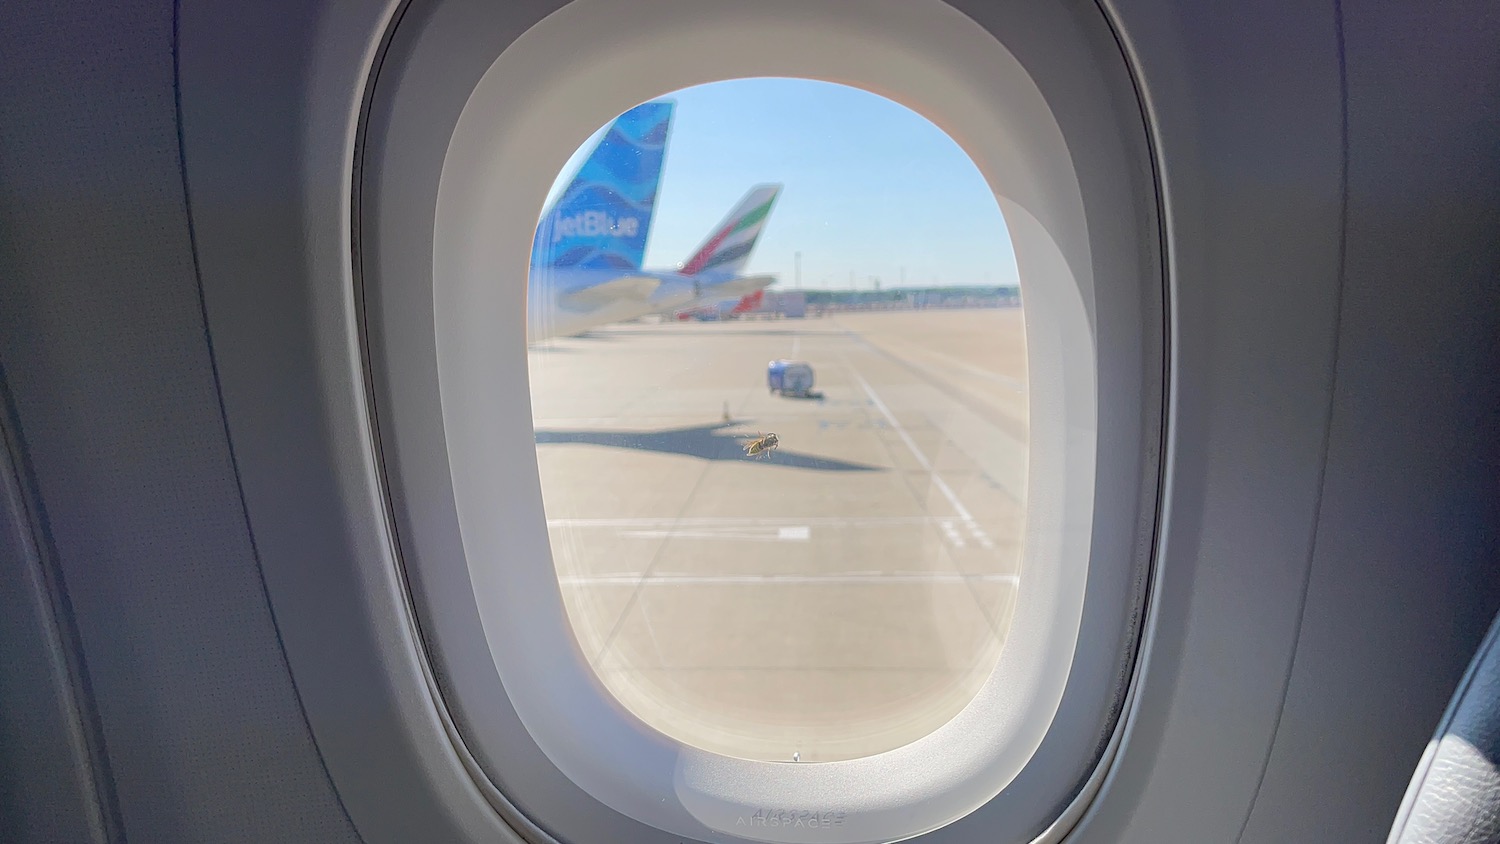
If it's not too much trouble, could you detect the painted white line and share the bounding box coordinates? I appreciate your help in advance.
[560,573,1020,586]
[851,372,974,523]
[554,516,1007,550]
[619,526,811,542]
[940,520,967,549]
[964,522,994,549]
[791,334,801,359]
[851,371,1001,551]
[550,516,959,529]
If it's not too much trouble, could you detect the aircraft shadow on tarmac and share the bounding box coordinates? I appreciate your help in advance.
[533,421,883,472]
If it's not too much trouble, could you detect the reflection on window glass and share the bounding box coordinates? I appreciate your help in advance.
[529,78,1025,762]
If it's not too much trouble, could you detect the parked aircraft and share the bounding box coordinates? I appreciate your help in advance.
[676,288,766,321]
[668,183,783,314]
[3,3,1497,844]
[527,100,696,340]
[529,117,781,340]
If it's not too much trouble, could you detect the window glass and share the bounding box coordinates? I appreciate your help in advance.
[529,78,1025,762]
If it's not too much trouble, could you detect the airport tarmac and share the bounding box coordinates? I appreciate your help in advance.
[529,308,1029,762]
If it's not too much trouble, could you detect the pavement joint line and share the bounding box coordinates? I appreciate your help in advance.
[636,594,668,664]
[592,422,720,661]
[836,324,1030,456]
[878,337,1025,393]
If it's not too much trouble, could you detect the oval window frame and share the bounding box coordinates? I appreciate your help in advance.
[356,1,1163,843]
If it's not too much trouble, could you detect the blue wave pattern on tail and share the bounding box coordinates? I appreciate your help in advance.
[532,101,673,271]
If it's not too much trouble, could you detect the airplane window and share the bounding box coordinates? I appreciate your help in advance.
[528,79,1026,762]
[402,4,1147,838]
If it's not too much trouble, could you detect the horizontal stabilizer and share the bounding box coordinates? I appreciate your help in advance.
[731,289,766,314]
[699,274,778,299]
[561,276,660,309]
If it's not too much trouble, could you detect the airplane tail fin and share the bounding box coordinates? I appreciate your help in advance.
[679,183,782,277]
[532,100,674,271]
[730,289,766,314]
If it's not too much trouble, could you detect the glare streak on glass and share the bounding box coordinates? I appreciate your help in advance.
[527,79,1026,762]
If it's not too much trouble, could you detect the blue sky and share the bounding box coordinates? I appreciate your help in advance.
[545,78,1017,291]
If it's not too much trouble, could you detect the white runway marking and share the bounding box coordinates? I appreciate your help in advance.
[619,525,811,542]
[965,521,996,550]
[940,520,967,549]
[849,371,998,553]
[560,572,1020,586]
[851,372,974,521]
[548,515,979,529]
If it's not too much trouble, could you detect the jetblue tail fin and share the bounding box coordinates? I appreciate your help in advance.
[532,100,674,271]
[679,184,782,277]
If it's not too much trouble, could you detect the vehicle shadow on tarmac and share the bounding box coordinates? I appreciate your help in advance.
[534,421,882,472]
